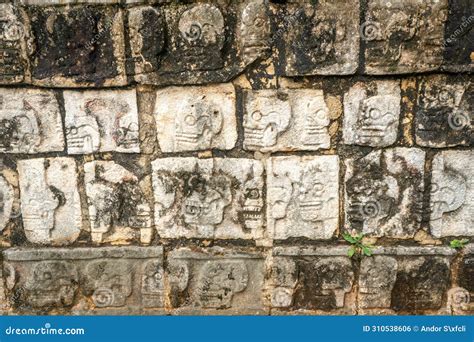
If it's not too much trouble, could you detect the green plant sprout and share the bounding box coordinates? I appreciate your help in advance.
[450,239,469,250]
[343,232,374,258]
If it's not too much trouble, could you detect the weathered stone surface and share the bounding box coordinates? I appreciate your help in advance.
[0,4,30,84]
[343,81,401,147]
[345,148,425,238]
[154,85,237,152]
[272,0,359,76]
[358,247,453,312]
[243,89,331,152]
[168,247,265,314]
[152,158,264,240]
[0,173,14,234]
[364,0,448,74]
[2,246,164,314]
[271,247,355,312]
[64,89,140,154]
[129,1,271,85]
[27,5,126,87]
[267,156,339,240]
[443,0,474,72]
[0,88,64,153]
[430,150,474,237]
[17,158,82,245]
[415,75,472,148]
[84,161,153,245]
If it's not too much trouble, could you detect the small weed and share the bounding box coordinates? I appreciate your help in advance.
[343,232,374,258]
[450,239,469,250]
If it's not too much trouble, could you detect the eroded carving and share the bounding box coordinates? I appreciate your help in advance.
[275,0,359,75]
[84,161,152,244]
[415,76,472,147]
[25,261,78,308]
[17,158,82,245]
[267,156,339,240]
[365,0,448,74]
[345,148,425,238]
[152,158,264,240]
[240,0,271,63]
[154,85,236,152]
[167,248,264,312]
[64,90,140,154]
[141,260,164,308]
[0,89,64,153]
[359,256,398,308]
[430,151,473,237]
[343,81,401,147]
[0,4,29,83]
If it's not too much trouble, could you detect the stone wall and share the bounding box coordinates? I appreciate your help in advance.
[0,0,472,315]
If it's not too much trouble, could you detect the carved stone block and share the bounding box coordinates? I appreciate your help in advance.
[343,81,401,147]
[272,247,355,312]
[267,156,339,240]
[359,247,454,312]
[27,5,126,87]
[243,89,331,152]
[167,247,265,314]
[129,1,271,85]
[84,161,153,245]
[154,85,237,152]
[1,247,164,313]
[415,75,472,148]
[64,90,140,154]
[17,158,82,245]
[151,158,264,240]
[0,88,64,153]
[443,0,474,72]
[364,0,448,74]
[430,150,474,237]
[345,148,425,238]
[273,0,360,76]
[0,4,30,84]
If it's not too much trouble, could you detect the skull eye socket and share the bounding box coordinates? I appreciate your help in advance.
[246,188,260,199]
[251,110,262,121]
[184,114,197,126]
[312,183,323,192]
[43,271,52,281]
[368,108,381,119]
[438,90,452,102]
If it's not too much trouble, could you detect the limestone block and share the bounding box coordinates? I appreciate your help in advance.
[151,157,264,240]
[415,75,472,148]
[27,5,126,87]
[64,89,140,154]
[17,157,82,245]
[128,1,271,85]
[167,247,265,314]
[267,155,339,240]
[343,81,401,147]
[272,0,360,76]
[1,246,164,314]
[154,85,237,152]
[271,247,355,312]
[430,150,474,237]
[0,4,30,84]
[243,89,331,152]
[345,148,425,238]
[0,88,64,153]
[84,160,153,245]
[364,0,448,74]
